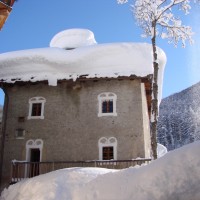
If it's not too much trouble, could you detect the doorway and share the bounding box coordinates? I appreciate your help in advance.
[29,148,40,177]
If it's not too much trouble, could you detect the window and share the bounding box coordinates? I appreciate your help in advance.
[28,97,46,119]
[98,137,117,160]
[31,103,42,116]
[103,146,114,160]
[15,128,25,139]
[102,100,113,113]
[98,92,117,117]
[26,139,43,161]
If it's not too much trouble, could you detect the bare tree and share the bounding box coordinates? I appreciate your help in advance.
[117,0,196,159]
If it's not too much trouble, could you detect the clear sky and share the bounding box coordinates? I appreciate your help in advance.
[0,0,199,105]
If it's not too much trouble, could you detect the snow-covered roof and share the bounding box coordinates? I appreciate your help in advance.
[0,29,166,101]
[50,29,97,49]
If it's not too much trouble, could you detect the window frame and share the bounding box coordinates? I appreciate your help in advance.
[98,137,117,160]
[28,97,46,120]
[98,92,117,117]
[26,139,43,162]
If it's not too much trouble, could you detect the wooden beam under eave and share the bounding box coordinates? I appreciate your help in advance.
[0,2,12,30]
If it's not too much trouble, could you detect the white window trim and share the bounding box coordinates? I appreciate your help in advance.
[28,97,46,120]
[25,139,43,177]
[98,137,117,160]
[25,139,43,162]
[98,92,117,117]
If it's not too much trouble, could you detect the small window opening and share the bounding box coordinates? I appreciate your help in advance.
[103,146,114,160]
[98,137,117,160]
[102,100,113,113]
[28,97,46,120]
[15,128,25,139]
[98,92,117,117]
[31,103,42,116]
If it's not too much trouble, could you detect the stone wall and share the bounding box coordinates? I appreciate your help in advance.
[0,105,3,191]
[1,78,151,188]
[0,105,2,163]
[0,105,2,140]
[0,121,2,156]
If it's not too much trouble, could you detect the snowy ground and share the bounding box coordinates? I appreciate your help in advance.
[1,141,200,200]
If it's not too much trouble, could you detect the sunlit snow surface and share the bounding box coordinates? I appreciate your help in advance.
[0,43,166,102]
[1,141,200,200]
[157,143,168,158]
[49,28,97,49]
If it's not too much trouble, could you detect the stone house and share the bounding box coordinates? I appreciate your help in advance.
[0,29,166,189]
[0,123,1,158]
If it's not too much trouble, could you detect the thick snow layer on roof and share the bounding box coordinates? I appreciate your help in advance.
[49,29,97,49]
[0,42,166,101]
[1,141,200,200]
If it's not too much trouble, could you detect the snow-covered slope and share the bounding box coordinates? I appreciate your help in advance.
[1,141,200,200]
[158,81,200,150]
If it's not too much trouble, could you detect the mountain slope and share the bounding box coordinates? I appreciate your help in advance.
[157,81,200,150]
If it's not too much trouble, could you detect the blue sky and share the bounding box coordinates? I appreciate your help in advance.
[0,0,199,105]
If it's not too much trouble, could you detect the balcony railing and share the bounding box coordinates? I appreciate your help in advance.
[11,158,151,184]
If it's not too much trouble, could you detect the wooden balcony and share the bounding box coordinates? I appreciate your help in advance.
[10,159,151,184]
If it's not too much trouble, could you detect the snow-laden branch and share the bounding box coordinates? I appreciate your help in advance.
[117,0,197,159]
[117,0,128,4]
[157,0,191,21]
[159,18,193,47]
[130,0,194,47]
[117,0,194,45]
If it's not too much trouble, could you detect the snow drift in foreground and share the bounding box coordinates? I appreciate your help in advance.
[1,141,200,200]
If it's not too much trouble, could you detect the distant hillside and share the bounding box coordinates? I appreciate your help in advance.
[158,82,200,151]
